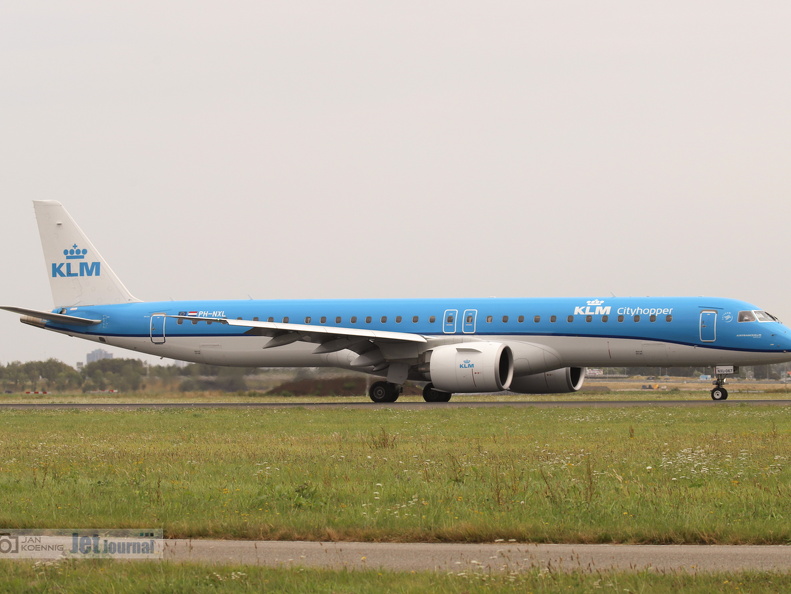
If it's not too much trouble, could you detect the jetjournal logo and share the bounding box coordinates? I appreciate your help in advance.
[51,244,101,278]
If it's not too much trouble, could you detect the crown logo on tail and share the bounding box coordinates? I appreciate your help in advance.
[64,244,88,260]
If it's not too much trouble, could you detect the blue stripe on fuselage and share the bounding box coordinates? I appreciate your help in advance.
[43,296,791,354]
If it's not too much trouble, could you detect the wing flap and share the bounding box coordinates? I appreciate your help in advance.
[169,315,427,346]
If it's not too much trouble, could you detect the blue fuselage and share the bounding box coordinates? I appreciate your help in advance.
[44,296,791,369]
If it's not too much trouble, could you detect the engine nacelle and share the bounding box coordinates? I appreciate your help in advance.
[508,367,586,394]
[428,342,513,393]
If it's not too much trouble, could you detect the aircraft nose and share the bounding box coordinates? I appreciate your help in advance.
[774,325,791,351]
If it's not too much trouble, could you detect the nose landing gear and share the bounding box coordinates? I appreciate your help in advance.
[710,366,736,401]
[710,385,728,401]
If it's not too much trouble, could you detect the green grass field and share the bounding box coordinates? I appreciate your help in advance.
[0,559,789,593]
[0,401,788,544]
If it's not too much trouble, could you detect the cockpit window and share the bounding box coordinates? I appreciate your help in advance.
[739,310,779,323]
[754,311,779,322]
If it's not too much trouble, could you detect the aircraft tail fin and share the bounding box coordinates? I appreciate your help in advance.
[34,201,140,308]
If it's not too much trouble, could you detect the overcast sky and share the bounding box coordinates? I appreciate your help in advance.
[2,2,790,366]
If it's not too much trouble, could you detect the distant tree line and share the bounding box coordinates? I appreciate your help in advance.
[1,359,789,394]
[0,359,257,393]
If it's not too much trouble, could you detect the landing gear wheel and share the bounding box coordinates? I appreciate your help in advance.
[422,383,452,403]
[711,387,729,401]
[369,381,401,403]
[710,369,732,401]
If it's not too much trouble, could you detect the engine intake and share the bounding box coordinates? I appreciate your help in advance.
[508,367,586,394]
[429,342,513,393]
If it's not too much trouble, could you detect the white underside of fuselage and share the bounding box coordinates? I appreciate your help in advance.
[49,328,791,372]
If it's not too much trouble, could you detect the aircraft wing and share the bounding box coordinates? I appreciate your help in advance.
[0,306,102,326]
[170,315,427,354]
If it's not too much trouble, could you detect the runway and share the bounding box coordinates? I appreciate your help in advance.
[1,399,789,410]
[163,540,791,573]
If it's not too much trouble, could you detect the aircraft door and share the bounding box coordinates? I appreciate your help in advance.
[150,313,167,344]
[462,309,478,334]
[443,309,458,334]
[700,310,717,343]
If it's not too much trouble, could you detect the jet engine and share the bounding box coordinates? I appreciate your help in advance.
[508,367,586,394]
[428,342,513,393]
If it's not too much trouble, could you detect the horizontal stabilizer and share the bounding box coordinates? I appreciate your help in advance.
[0,306,101,326]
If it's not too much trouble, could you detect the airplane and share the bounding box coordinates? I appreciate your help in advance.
[4,201,791,403]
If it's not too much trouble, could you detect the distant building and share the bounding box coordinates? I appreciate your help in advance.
[87,349,113,364]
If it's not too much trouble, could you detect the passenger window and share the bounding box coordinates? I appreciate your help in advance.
[518,315,524,323]
[534,316,540,323]
[602,315,609,322]
[618,315,624,322]
[320,316,327,323]
[634,315,640,322]
[351,316,357,323]
[649,315,656,322]
[336,316,342,323]
[567,315,574,323]
[253,317,259,321]
[396,316,402,323]
[177,318,183,325]
[586,315,592,322]
[412,316,419,323]
[365,316,372,323]
[666,315,672,322]
[305,317,311,324]
[268,317,274,322]
[381,316,387,323]
[429,316,436,323]
[550,315,557,323]
[283,317,289,323]
[486,316,493,323]
[447,315,454,323]
[502,315,509,323]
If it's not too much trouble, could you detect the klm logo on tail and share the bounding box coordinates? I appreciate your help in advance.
[51,244,101,278]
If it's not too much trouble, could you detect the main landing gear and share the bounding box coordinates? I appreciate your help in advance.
[368,381,402,403]
[422,383,452,403]
[367,381,454,403]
